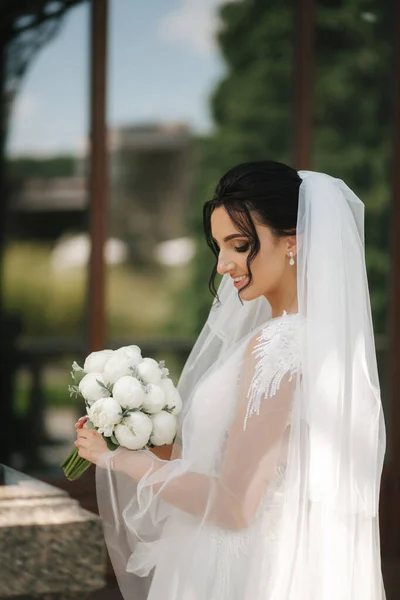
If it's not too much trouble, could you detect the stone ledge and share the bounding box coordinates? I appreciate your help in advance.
[0,464,106,599]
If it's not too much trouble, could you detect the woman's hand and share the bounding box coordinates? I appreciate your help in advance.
[75,421,108,465]
[75,416,88,430]
[74,415,180,463]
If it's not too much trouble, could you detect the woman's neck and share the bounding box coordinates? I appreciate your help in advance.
[265,282,298,319]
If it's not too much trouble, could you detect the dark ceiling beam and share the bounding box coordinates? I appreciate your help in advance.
[0,0,85,41]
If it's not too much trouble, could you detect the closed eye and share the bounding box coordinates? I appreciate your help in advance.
[234,243,250,253]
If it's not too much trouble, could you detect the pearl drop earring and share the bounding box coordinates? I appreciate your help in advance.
[289,252,295,266]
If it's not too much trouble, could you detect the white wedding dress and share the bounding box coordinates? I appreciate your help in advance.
[97,311,302,600]
[97,171,386,600]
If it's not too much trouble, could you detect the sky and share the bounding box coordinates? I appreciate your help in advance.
[7,0,231,156]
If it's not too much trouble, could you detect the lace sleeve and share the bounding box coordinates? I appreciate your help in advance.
[99,317,302,531]
[215,317,301,525]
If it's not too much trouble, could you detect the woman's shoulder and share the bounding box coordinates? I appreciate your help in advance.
[250,311,303,345]
[245,312,303,372]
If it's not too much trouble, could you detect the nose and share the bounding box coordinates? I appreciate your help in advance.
[217,255,235,276]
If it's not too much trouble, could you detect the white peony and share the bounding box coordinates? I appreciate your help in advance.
[118,345,142,365]
[114,412,153,450]
[159,378,183,415]
[79,372,110,405]
[142,384,166,414]
[137,360,162,385]
[112,376,144,410]
[141,357,159,368]
[84,350,114,373]
[87,396,122,437]
[103,350,138,385]
[150,411,178,446]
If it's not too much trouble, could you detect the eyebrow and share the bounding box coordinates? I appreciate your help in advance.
[214,233,247,243]
[224,233,247,242]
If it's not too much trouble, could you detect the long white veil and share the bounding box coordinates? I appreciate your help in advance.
[96,170,386,600]
[269,170,386,598]
[177,273,272,436]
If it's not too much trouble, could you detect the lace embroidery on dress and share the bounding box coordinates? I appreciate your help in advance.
[209,465,287,600]
[244,314,301,431]
[209,526,250,600]
[208,316,301,599]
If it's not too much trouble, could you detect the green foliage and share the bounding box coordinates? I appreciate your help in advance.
[14,376,71,415]
[312,1,392,334]
[180,0,391,335]
[2,242,181,338]
[178,0,295,335]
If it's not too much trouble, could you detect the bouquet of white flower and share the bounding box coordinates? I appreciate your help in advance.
[60,345,182,480]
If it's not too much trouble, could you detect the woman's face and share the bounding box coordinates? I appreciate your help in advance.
[210,206,295,302]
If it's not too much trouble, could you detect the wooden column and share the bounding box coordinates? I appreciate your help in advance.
[0,36,7,304]
[87,0,108,351]
[389,0,400,471]
[292,0,315,169]
[377,3,400,594]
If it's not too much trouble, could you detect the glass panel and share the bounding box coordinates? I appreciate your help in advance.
[0,463,61,496]
[3,3,89,472]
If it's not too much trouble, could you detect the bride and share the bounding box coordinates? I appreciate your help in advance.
[75,161,387,599]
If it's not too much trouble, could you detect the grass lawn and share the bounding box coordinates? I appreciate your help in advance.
[3,241,190,338]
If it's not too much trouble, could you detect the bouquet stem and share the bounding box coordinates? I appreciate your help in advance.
[60,447,91,480]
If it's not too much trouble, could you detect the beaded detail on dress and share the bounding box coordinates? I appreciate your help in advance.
[244,313,302,430]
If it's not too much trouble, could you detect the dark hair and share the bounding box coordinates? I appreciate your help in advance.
[203,160,301,298]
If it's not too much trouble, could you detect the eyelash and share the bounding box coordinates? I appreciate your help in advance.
[213,241,249,254]
[234,243,250,253]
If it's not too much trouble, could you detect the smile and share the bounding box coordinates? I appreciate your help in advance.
[232,275,249,289]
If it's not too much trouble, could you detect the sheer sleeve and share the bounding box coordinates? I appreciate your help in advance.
[98,320,301,531]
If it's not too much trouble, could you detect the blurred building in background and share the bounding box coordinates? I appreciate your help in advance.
[7,122,193,265]
[109,122,193,265]
[8,176,86,239]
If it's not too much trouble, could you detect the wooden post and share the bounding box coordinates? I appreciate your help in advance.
[87,0,108,351]
[389,0,400,472]
[292,0,315,169]
[375,3,400,592]
[0,37,7,304]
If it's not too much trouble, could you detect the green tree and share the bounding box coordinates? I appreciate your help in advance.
[178,0,391,336]
[313,3,392,334]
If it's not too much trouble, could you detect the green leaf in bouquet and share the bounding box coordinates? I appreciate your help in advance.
[159,360,170,379]
[105,437,119,451]
[71,361,85,384]
[129,365,146,386]
[111,434,119,445]
[96,379,113,394]
[68,384,84,400]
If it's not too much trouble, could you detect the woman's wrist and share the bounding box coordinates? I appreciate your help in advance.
[97,446,124,470]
